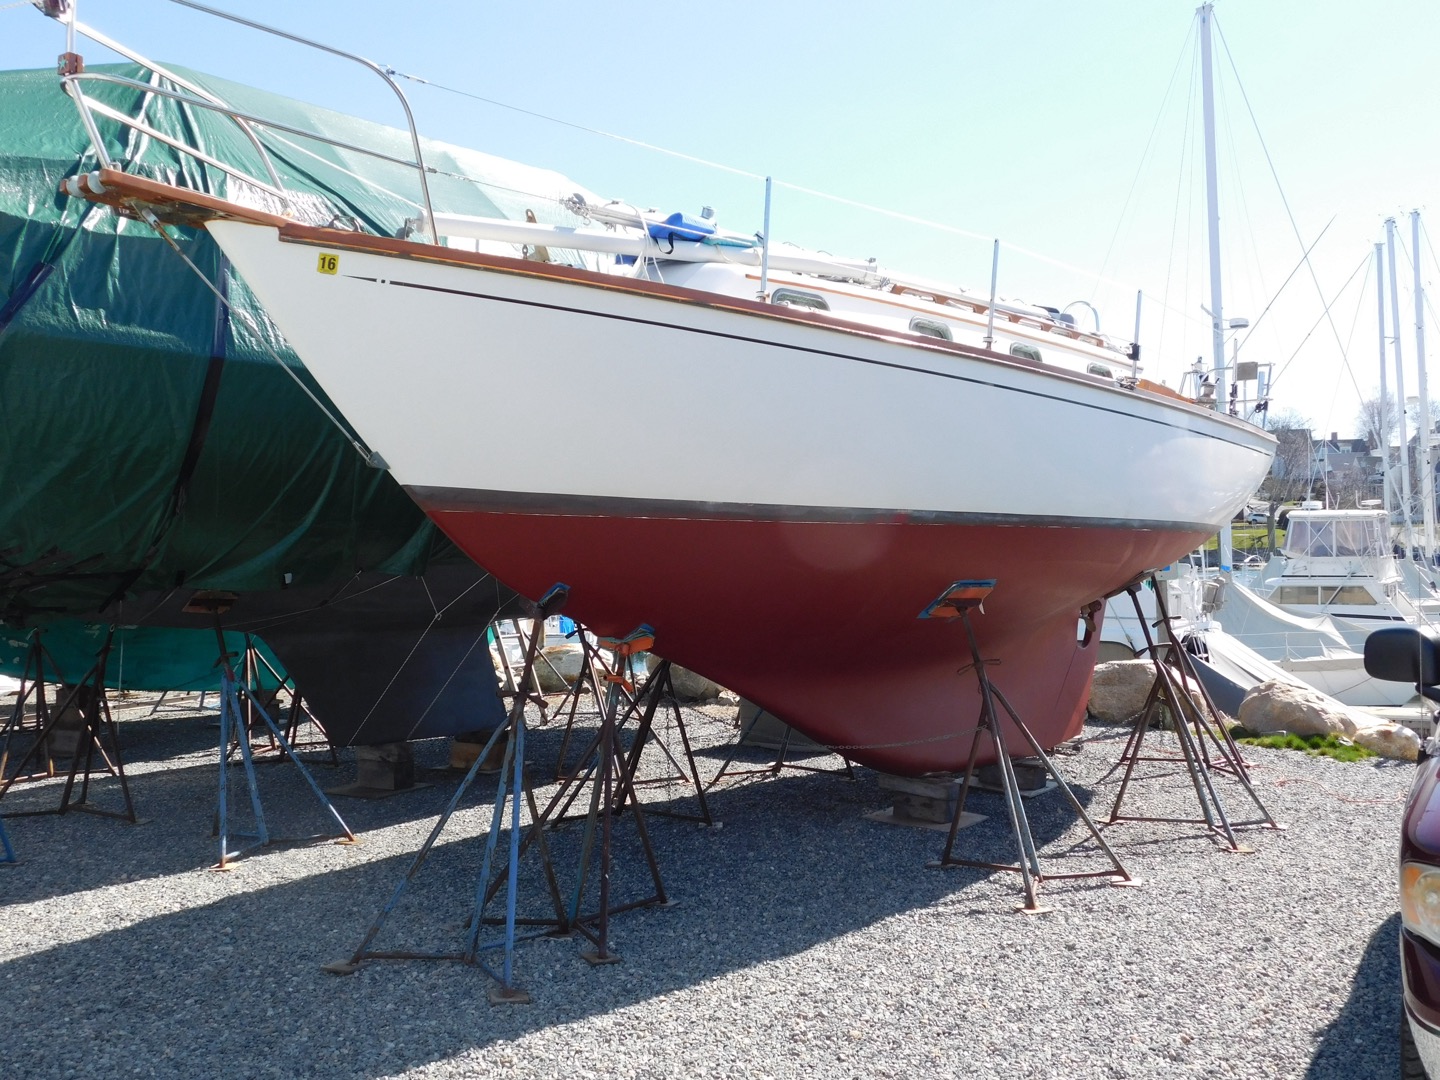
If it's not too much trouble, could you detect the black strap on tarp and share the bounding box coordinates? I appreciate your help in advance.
[98,252,233,612]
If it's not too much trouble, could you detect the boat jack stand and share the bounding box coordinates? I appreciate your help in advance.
[0,815,16,864]
[921,580,1137,913]
[534,624,672,964]
[323,585,571,1003]
[0,628,139,824]
[1102,577,1281,851]
[208,619,355,869]
[237,638,336,766]
[550,631,711,825]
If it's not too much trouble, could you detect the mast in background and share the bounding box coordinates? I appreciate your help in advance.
[1415,210,1436,562]
[1386,217,1417,555]
[1377,242,1392,517]
[1198,2,1234,572]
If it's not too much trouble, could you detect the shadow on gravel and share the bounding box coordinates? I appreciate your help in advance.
[0,737,1116,1079]
[1305,913,1401,1080]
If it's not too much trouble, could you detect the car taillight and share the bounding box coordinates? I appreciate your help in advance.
[1402,862,1440,946]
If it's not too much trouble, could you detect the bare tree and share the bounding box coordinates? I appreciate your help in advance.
[1358,393,1397,452]
[1255,408,1315,550]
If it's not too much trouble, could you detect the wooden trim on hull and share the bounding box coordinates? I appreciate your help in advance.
[271,220,1266,440]
[413,500,1211,775]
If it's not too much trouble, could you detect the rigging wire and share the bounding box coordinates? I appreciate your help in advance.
[136,208,382,468]
[1157,31,1202,376]
[380,65,1170,305]
[1215,17,1350,367]
[1320,257,1374,430]
[1090,17,1197,306]
[1215,50,1270,333]
[1233,217,1335,353]
[1266,250,1371,391]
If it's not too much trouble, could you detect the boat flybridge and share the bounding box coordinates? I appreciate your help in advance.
[1249,509,1440,643]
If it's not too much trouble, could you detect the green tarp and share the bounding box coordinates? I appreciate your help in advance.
[0,64,584,700]
[0,623,283,694]
[1,63,588,619]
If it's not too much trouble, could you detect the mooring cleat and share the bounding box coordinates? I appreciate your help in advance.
[320,959,362,976]
[487,984,532,1006]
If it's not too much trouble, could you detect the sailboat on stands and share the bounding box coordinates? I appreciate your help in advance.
[49,4,1275,775]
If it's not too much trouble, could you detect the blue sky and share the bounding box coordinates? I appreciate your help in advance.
[4,0,1438,439]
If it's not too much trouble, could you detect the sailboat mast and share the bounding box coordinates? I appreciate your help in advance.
[1386,216,1416,555]
[1416,209,1436,560]
[1377,243,1392,516]
[1198,2,1233,571]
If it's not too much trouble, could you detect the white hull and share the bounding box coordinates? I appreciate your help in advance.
[206,222,1272,527]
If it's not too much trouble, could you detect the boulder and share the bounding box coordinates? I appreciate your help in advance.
[535,643,584,693]
[1353,723,1421,762]
[1088,660,1156,723]
[1237,680,1355,738]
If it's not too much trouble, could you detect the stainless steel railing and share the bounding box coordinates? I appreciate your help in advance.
[48,0,438,240]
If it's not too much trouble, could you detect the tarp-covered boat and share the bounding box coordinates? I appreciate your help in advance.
[0,62,598,740]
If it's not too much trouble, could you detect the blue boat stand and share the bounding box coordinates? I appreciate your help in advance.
[321,584,574,1003]
[322,584,678,1000]
[211,620,355,869]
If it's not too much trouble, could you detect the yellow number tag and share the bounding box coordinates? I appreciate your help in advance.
[317,253,339,275]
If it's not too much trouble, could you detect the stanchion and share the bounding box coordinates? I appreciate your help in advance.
[551,628,631,780]
[922,580,1137,913]
[238,637,336,765]
[548,629,711,824]
[0,815,15,864]
[556,624,671,963]
[1102,576,1281,850]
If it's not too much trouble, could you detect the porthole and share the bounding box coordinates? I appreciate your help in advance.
[771,288,829,312]
[909,317,953,341]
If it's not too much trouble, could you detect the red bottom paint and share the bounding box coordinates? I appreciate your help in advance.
[419,504,1208,776]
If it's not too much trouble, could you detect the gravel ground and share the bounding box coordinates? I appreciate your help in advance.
[0,692,1412,1079]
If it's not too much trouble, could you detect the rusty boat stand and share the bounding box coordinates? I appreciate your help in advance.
[1102,575,1281,851]
[549,626,711,825]
[0,627,139,825]
[921,580,1137,914]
